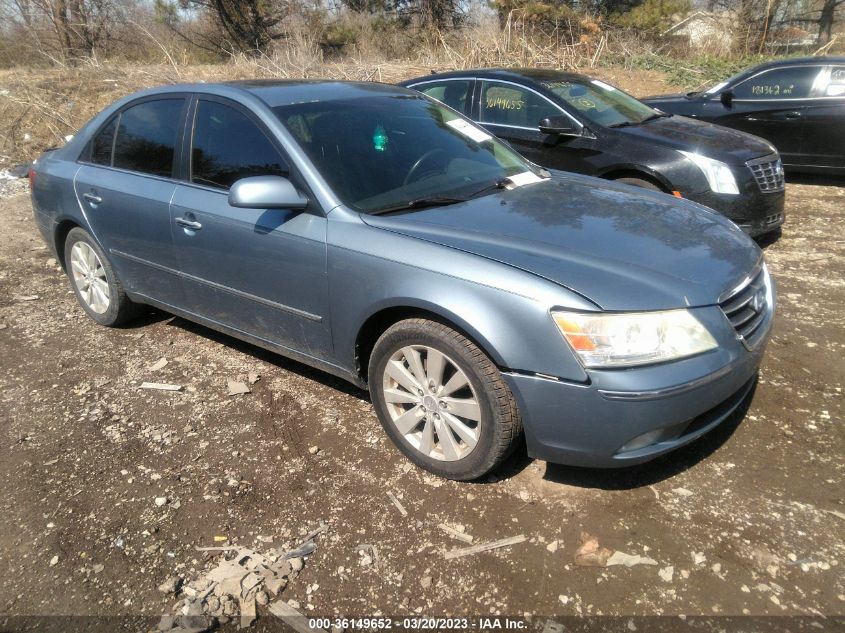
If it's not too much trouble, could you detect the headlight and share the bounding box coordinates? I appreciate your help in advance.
[678,151,739,195]
[552,309,718,368]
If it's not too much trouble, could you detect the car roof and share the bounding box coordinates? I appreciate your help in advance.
[753,55,845,69]
[400,68,592,85]
[128,80,417,107]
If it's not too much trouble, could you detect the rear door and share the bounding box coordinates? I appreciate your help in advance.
[798,65,845,170]
[473,79,594,173]
[170,96,332,358]
[720,65,825,165]
[74,96,188,304]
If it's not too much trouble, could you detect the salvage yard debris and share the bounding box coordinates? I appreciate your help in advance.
[227,378,251,396]
[148,357,168,371]
[444,534,526,560]
[386,491,408,517]
[574,532,657,568]
[438,523,473,543]
[157,521,327,632]
[139,382,183,392]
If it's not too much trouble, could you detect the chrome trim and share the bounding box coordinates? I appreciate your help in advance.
[598,363,735,401]
[718,257,764,304]
[110,249,323,322]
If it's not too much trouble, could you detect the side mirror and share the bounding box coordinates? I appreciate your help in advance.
[539,116,580,137]
[228,175,308,210]
[720,90,734,107]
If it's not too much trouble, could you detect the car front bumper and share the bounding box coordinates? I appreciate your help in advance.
[686,187,784,238]
[502,307,771,468]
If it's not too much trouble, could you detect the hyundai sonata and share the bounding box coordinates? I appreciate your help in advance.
[30,80,774,480]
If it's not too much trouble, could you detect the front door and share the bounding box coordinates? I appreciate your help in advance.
[475,80,594,173]
[170,97,332,359]
[716,65,826,165]
[799,65,845,170]
[73,96,187,304]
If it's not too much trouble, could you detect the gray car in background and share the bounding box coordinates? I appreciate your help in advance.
[30,81,774,480]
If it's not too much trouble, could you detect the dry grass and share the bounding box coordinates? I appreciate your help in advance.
[0,24,677,168]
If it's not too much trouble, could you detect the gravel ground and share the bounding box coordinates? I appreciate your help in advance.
[0,179,842,632]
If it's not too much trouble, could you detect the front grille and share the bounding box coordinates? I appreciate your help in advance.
[747,155,785,193]
[719,264,771,350]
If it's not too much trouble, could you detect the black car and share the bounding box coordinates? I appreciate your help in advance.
[643,56,845,175]
[400,69,784,237]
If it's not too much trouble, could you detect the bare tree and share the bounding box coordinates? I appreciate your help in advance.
[178,0,286,55]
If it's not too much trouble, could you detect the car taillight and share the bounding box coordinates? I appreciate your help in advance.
[28,167,35,189]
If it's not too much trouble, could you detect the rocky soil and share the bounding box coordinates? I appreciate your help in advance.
[0,177,842,632]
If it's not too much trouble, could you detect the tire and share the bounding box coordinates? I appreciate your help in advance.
[614,176,662,192]
[368,318,522,480]
[63,227,141,326]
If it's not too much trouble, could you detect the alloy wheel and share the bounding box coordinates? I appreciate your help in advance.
[70,241,110,314]
[381,345,482,461]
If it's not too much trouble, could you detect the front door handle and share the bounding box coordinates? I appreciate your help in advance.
[175,217,202,231]
[781,111,801,119]
[82,192,102,204]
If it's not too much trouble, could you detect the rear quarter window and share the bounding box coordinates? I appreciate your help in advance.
[87,116,117,166]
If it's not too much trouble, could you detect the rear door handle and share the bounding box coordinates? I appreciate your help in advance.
[82,192,102,204]
[175,217,202,231]
[781,111,801,119]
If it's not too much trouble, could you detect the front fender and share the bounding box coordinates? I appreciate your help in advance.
[327,210,594,383]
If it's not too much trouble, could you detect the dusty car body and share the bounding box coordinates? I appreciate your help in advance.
[30,80,774,479]
[643,56,845,176]
[401,68,785,237]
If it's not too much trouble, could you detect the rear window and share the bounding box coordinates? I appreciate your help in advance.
[112,98,184,177]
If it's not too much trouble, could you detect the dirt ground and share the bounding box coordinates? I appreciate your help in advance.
[0,169,843,632]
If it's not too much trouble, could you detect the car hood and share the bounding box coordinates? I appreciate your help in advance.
[616,114,775,162]
[362,172,761,311]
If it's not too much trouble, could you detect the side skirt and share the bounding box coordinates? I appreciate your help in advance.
[128,292,367,390]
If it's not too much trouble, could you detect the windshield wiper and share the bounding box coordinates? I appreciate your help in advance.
[465,177,510,198]
[642,111,672,122]
[610,112,672,128]
[368,196,468,215]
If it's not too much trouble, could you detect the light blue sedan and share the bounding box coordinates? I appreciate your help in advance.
[30,80,773,480]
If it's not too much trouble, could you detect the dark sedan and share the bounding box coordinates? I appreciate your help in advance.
[400,69,785,237]
[643,56,845,175]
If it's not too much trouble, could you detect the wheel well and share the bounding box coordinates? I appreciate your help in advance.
[54,220,80,270]
[355,306,493,385]
[602,169,669,193]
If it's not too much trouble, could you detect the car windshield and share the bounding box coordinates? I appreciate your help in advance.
[540,78,658,127]
[273,94,538,213]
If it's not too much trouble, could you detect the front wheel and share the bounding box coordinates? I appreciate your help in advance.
[369,319,522,480]
[613,176,662,192]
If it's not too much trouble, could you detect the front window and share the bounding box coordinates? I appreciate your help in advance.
[274,95,537,213]
[732,66,821,100]
[479,81,561,128]
[540,78,657,128]
[191,100,288,190]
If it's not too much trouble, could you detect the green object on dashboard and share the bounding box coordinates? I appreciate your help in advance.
[373,125,388,152]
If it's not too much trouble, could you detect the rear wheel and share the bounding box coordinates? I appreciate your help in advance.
[64,227,141,326]
[369,318,522,480]
[613,176,662,192]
